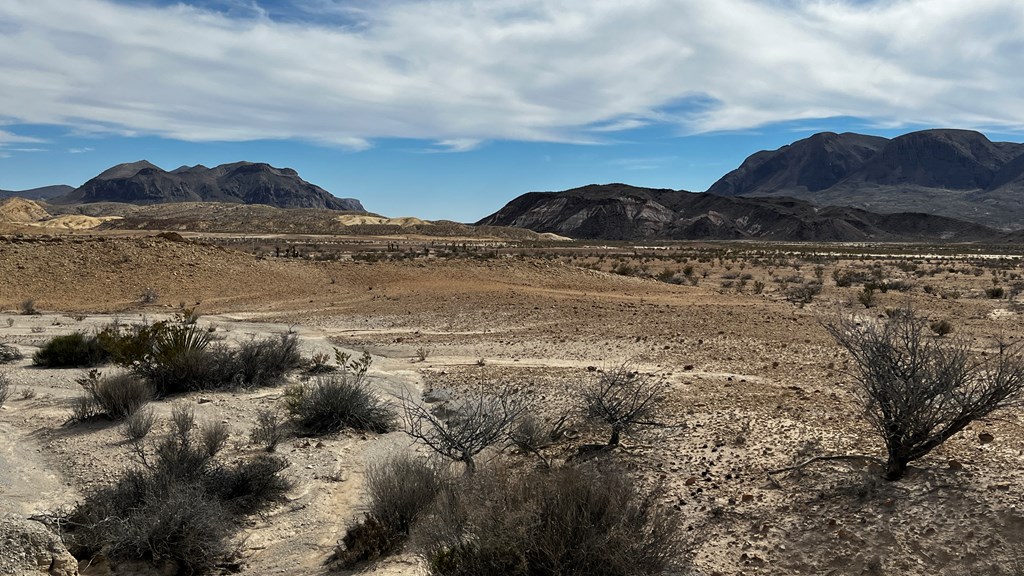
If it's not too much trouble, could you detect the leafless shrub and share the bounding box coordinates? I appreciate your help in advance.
[826,307,1024,480]
[402,386,526,474]
[0,343,23,364]
[579,364,667,446]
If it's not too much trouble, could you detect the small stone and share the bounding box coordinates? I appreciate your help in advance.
[979,432,995,444]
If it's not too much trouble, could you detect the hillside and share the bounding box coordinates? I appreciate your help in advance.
[708,129,1024,229]
[0,185,74,201]
[477,183,1004,242]
[54,161,364,211]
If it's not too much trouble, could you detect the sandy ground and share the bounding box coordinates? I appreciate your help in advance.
[1,235,1024,575]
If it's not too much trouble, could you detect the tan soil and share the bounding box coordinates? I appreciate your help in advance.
[0,233,1023,575]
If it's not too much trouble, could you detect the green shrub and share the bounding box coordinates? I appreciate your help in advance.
[33,332,107,367]
[218,333,302,388]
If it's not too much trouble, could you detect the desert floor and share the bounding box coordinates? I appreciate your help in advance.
[1,234,1023,575]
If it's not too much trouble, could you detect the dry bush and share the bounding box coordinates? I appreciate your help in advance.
[60,410,290,574]
[121,407,156,442]
[330,452,447,569]
[220,332,302,388]
[579,365,666,446]
[0,372,10,408]
[417,463,684,576]
[284,352,395,435]
[826,307,1024,480]
[402,386,525,474]
[200,420,230,457]
[250,409,288,452]
[75,370,154,420]
[0,343,23,364]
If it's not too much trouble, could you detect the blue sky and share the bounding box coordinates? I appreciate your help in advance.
[2,0,1024,221]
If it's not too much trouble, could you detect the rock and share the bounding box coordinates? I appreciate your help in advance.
[0,514,78,576]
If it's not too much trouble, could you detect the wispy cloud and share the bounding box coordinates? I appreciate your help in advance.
[1,0,1022,151]
[609,156,679,171]
[68,147,94,153]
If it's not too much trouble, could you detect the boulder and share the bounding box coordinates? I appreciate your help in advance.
[0,515,78,576]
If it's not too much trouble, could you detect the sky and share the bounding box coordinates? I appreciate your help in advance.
[2,0,1024,221]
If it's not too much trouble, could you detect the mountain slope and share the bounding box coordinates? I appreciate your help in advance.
[477,184,1002,242]
[708,129,1024,229]
[55,161,364,211]
[0,185,75,201]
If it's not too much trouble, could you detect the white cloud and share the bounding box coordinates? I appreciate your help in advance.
[0,0,1022,150]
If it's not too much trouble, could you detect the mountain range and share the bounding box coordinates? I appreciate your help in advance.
[476,183,1005,242]
[49,161,364,211]
[707,129,1024,229]
[0,185,74,201]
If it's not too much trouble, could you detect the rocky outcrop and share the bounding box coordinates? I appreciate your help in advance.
[0,515,78,576]
[54,161,364,211]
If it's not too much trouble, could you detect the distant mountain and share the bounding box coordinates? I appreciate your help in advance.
[708,129,1024,229]
[477,183,1004,242]
[0,185,74,201]
[54,161,364,211]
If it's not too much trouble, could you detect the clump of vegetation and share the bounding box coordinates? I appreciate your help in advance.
[121,407,156,442]
[0,343,23,364]
[284,352,395,435]
[250,408,288,452]
[418,463,683,576]
[826,307,1024,480]
[73,370,154,421]
[33,332,108,368]
[58,409,290,574]
[929,318,953,337]
[784,281,823,304]
[330,452,447,569]
[19,299,38,315]
[0,372,11,408]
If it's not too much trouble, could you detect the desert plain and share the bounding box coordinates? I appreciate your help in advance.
[1,227,1023,576]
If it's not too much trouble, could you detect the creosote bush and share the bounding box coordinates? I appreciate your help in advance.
[418,463,683,576]
[33,332,108,368]
[284,352,395,435]
[826,307,1024,480]
[59,410,290,574]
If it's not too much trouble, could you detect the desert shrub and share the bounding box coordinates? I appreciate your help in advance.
[219,333,302,388]
[826,307,1024,480]
[857,286,876,308]
[331,453,447,568]
[284,352,395,435]
[986,285,1006,299]
[200,421,230,457]
[785,281,822,304]
[929,318,953,337]
[60,411,290,573]
[0,372,10,408]
[250,409,288,452]
[33,332,108,367]
[832,269,870,287]
[96,320,169,366]
[579,365,666,446]
[122,407,156,442]
[418,463,683,576]
[19,299,38,315]
[75,370,154,420]
[0,343,23,364]
[402,386,525,474]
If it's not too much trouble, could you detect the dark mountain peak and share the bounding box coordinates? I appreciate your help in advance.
[0,185,75,201]
[54,161,364,212]
[860,128,1013,189]
[96,160,162,180]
